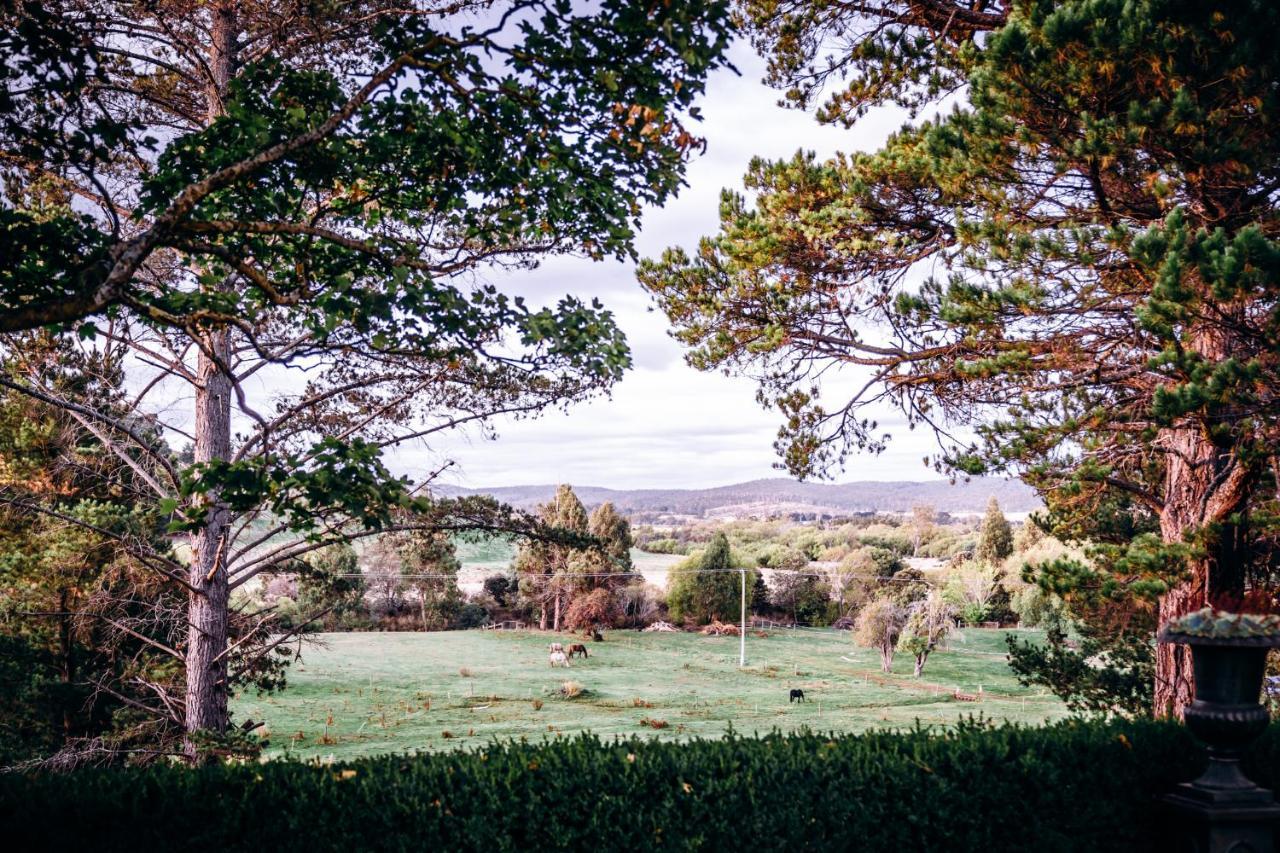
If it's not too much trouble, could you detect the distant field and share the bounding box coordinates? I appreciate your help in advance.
[234,627,1066,761]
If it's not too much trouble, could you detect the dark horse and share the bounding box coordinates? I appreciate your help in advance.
[789,689,806,703]
[568,643,589,659]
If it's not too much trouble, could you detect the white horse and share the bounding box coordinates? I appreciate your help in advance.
[549,650,570,668]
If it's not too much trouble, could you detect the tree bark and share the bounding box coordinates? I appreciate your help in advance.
[1153,422,1252,717]
[183,0,237,760]
[185,330,233,754]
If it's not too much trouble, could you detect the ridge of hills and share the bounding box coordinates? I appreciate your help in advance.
[438,477,1039,519]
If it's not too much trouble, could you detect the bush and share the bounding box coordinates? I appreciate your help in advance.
[857,531,914,556]
[636,537,687,555]
[1,721,1274,851]
[564,588,621,630]
[456,603,489,630]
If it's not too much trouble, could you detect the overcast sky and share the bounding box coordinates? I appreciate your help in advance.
[400,41,941,491]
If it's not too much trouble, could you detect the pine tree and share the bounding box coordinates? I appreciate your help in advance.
[751,572,771,616]
[641,0,1280,716]
[514,485,591,631]
[588,502,634,574]
[976,497,1014,565]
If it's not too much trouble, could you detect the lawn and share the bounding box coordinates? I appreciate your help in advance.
[233,627,1067,760]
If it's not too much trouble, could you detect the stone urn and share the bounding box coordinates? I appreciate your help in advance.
[1159,608,1280,852]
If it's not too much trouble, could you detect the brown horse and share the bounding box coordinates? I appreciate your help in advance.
[568,643,589,659]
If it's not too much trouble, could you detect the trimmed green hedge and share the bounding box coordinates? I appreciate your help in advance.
[2,720,1276,852]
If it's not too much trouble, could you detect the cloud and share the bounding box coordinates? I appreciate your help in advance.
[394,42,941,490]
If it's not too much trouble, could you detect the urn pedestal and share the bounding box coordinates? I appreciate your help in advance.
[1159,632,1280,853]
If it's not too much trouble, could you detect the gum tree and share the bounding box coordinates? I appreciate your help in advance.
[1,0,731,756]
[640,0,1280,716]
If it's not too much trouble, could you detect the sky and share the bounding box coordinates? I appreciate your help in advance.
[411,41,942,491]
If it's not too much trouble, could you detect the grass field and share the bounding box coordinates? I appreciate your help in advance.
[234,627,1067,760]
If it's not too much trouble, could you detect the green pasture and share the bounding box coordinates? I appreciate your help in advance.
[234,627,1067,761]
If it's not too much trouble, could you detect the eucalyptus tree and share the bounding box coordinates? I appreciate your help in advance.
[640,0,1280,715]
[1,0,731,755]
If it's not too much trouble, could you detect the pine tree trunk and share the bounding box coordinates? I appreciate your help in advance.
[183,0,237,761]
[552,591,561,632]
[1153,418,1251,718]
[186,333,232,754]
[914,655,925,678]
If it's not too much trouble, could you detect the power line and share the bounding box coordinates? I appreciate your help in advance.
[275,567,938,585]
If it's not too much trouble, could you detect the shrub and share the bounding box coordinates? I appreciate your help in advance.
[456,603,489,630]
[564,588,621,631]
[857,532,914,556]
[1,721,1274,852]
[636,537,687,555]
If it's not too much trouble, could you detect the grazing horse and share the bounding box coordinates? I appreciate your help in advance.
[590,629,603,642]
[549,642,565,654]
[549,650,570,668]
[568,644,589,659]
[789,689,806,703]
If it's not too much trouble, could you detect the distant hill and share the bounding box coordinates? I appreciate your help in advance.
[438,477,1039,519]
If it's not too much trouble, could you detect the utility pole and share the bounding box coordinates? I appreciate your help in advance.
[739,568,747,667]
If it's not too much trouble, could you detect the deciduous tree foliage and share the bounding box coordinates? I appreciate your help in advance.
[1,0,731,757]
[289,544,366,632]
[854,597,905,673]
[899,590,956,678]
[667,532,749,624]
[640,0,1280,716]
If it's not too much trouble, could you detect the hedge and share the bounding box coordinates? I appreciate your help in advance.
[1,720,1276,852]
